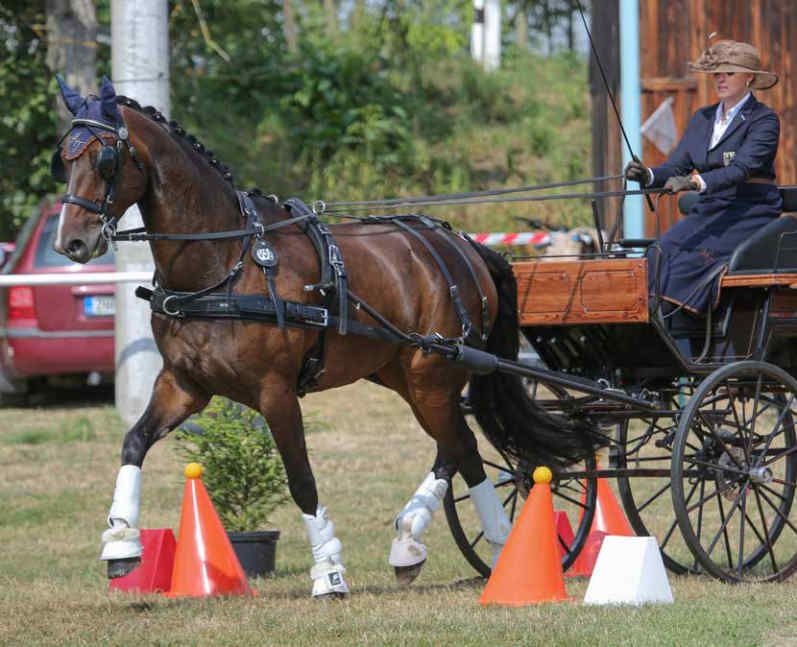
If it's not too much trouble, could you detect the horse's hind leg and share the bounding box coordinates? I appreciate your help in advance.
[258,383,349,599]
[102,369,208,577]
[391,389,511,583]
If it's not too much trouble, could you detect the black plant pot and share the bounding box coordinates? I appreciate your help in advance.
[228,530,280,578]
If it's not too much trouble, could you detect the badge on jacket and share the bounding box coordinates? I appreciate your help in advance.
[723,151,736,166]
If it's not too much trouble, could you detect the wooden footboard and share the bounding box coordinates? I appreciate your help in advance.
[513,258,649,325]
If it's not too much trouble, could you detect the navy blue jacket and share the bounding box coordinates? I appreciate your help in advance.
[649,94,779,196]
[646,94,782,315]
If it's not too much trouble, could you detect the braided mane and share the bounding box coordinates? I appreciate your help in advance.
[115,95,236,187]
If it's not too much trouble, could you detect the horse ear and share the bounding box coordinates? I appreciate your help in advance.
[56,74,84,115]
[99,76,122,124]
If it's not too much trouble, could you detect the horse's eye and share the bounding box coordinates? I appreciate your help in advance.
[96,145,118,181]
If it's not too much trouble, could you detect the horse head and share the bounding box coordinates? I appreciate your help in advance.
[51,76,148,263]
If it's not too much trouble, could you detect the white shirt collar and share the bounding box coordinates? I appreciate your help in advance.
[716,92,752,125]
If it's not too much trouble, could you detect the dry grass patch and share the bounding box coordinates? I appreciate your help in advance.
[0,382,795,646]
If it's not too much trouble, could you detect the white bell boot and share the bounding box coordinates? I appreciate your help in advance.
[389,472,448,570]
[302,505,349,598]
[100,465,143,562]
[469,477,512,567]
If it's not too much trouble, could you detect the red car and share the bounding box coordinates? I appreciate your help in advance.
[0,203,115,397]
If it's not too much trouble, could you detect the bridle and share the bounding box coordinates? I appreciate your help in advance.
[51,116,144,241]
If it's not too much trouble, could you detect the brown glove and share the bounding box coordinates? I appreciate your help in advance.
[624,159,650,185]
[663,175,697,194]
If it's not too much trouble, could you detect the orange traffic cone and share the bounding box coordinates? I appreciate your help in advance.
[568,473,634,577]
[166,463,253,598]
[480,466,568,606]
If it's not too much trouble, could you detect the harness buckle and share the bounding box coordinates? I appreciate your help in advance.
[162,295,183,318]
[306,308,329,328]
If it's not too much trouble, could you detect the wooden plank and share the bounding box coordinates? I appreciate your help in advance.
[513,259,649,325]
[720,273,797,288]
[641,77,698,92]
[599,0,796,238]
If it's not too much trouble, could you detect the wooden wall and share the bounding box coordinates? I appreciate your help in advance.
[592,0,796,236]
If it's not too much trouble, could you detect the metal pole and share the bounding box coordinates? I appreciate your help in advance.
[483,0,501,71]
[111,0,169,426]
[620,0,644,238]
[471,0,485,65]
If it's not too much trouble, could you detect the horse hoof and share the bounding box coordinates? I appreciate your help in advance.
[314,591,348,601]
[394,561,425,587]
[107,557,141,579]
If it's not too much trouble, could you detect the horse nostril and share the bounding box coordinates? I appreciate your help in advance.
[66,239,90,263]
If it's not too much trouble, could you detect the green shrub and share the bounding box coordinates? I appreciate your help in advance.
[175,397,289,532]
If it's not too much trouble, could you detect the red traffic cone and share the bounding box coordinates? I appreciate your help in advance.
[569,475,634,577]
[166,463,253,598]
[480,466,568,606]
[593,477,634,536]
[109,528,176,593]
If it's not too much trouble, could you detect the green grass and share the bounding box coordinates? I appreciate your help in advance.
[0,385,795,646]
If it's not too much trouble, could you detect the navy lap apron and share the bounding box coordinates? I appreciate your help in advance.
[648,183,782,315]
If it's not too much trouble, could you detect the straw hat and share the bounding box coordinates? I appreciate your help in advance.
[688,40,778,90]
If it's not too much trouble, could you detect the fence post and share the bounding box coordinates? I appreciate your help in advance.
[111,0,169,426]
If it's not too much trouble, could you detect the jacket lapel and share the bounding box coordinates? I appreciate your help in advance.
[709,95,758,151]
[700,104,717,161]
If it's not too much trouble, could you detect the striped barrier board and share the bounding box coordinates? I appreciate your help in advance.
[469,232,551,248]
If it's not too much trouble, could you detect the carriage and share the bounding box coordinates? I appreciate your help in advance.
[51,77,797,596]
[445,186,797,584]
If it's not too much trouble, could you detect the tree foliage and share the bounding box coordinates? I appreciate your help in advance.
[0,0,592,238]
[0,2,57,238]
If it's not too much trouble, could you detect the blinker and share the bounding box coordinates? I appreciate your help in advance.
[51,149,67,183]
[96,145,118,181]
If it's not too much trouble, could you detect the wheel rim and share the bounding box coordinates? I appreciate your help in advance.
[444,442,597,577]
[672,361,797,582]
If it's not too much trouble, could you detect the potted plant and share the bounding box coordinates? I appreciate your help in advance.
[176,397,289,578]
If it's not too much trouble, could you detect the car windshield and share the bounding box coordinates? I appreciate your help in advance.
[35,215,115,268]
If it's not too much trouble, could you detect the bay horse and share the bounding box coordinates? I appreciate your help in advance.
[51,77,594,597]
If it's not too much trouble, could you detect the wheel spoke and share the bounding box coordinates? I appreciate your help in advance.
[762,444,797,468]
[755,486,797,535]
[751,484,779,574]
[705,483,746,568]
[696,409,747,472]
[469,530,485,549]
[483,459,511,473]
[753,394,796,469]
[553,488,588,509]
[683,455,749,478]
[636,481,672,513]
[736,486,749,578]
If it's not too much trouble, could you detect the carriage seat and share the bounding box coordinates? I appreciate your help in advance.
[727,186,797,274]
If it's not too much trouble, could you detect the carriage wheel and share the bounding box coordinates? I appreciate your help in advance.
[672,361,797,582]
[616,386,701,575]
[444,448,597,577]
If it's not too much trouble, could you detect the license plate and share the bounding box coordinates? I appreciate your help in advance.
[84,295,115,317]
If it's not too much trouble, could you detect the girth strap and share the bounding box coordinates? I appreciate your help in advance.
[137,286,399,344]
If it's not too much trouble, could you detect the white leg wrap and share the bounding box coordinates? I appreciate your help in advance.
[389,472,448,568]
[302,505,349,597]
[469,477,512,567]
[100,465,143,561]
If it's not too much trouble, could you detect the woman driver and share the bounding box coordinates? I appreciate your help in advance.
[625,40,781,316]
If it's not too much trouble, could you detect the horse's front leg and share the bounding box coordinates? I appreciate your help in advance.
[102,369,208,577]
[259,381,349,599]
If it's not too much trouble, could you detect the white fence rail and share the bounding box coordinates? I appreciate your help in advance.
[0,272,152,286]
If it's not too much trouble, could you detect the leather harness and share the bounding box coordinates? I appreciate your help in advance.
[136,195,489,395]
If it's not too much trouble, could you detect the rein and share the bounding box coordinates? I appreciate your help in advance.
[319,186,669,215]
